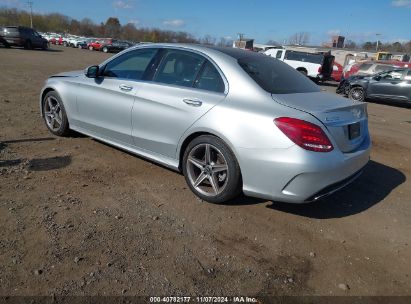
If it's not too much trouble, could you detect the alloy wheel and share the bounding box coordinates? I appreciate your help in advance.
[350,87,364,101]
[44,96,63,132]
[186,143,229,197]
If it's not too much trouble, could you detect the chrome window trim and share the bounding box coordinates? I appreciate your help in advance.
[99,45,229,95]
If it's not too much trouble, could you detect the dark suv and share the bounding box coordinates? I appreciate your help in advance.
[0,26,48,49]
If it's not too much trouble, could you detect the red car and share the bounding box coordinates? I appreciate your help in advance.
[343,60,410,79]
[331,62,343,82]
[88,38,112,51]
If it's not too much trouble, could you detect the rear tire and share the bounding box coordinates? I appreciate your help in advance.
[349,87,366,102]
[182,135,242,203]
[89,46,93,51]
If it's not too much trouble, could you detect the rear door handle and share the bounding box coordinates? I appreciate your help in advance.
[119,84,133,91]
[183,98,202,107]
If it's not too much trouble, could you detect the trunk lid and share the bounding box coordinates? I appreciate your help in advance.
[272,92,368,153]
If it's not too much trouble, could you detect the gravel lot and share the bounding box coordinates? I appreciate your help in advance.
[0,45,410,298]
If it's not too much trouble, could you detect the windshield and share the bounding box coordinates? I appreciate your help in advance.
[238,55,320,94]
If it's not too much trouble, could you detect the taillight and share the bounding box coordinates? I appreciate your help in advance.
[318,66,322,73]
[274,117,334,152]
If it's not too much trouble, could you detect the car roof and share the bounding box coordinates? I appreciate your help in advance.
[128,43,264,61]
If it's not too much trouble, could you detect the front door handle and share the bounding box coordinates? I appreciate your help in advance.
[119,84,133,91]
[183,98,202,107]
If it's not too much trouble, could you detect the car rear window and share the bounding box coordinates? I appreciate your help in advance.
[238,55,320,94]
[3,27,19,35]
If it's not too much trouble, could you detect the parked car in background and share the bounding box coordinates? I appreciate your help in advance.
[264,48,335,81]
[331,62,343,82]
[343,60,410,80]
[338,68,411,102]
[78,38,94,49]
[71,37,87,48]
[100,40,133,53]
[40,44,370,204]
[0,26,48,49]
[88,38,112,51]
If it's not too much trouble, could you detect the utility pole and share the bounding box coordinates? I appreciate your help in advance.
[376,33,381,51]
[28,1,33,28]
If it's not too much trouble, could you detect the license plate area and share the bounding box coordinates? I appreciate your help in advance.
[348,122,361,140]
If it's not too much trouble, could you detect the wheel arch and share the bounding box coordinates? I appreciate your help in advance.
[40,87,67,120]
[40,87,56,117]
[177,130,241,174]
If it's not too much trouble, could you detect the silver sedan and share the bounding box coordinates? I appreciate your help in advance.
[40,44,371,203]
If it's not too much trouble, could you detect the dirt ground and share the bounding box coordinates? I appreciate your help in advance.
[0,45,410,299]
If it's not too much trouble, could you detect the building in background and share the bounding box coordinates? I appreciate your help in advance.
[323,35,345,48]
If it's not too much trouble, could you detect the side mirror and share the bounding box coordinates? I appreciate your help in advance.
[373,75,381,81]
[85,65,99,78]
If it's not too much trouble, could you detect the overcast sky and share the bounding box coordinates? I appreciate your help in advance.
[1,0,411,44]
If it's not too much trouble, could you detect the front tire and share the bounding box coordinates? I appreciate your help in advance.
[102,46,108,53]
[349,86,366,102]
[183,135,242,203]
[43,91,70,136]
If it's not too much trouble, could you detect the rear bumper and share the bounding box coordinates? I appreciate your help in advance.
[305,169,363,202]
[238,134,371,203]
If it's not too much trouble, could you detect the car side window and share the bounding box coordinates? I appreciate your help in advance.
[374,65,394,73]
[276,51,283,59]
[103,48,158,80]
[153,50,205,88]
[405,70,411,80]
[194,61,225,93]
[381,70,403,80]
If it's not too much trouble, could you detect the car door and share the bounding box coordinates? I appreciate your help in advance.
[75,48,159,146]
[131,48,227,159]
[367,70,405,99]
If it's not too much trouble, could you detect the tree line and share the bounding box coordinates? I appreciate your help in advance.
[0,7,232,46]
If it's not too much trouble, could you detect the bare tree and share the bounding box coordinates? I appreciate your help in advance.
[288,32,310,45]
[217,37,232,47]
[201,35,216,45]
[266,39,280,46]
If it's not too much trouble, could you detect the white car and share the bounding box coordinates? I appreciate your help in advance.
[69,37,87,48]
[264,48,334,81]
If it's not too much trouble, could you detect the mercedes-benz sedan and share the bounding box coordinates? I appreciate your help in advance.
[40,44,371,203]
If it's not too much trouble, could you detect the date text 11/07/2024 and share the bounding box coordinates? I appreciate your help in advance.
[149,296,259,303]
